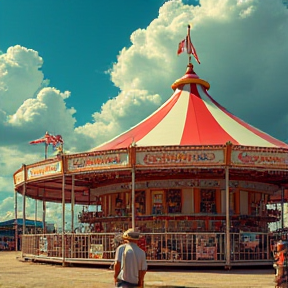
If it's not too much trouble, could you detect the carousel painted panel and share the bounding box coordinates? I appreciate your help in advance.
[229,180,278,194]
[89,244,104,259]
[196,234,217,260]
[14,169,24,185]
[66,152,129,173]
[231,150,288,169]
[136,149,225,167]
[26,160,62,180]
[91,179,224,196]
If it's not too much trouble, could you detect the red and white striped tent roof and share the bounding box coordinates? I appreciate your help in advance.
[93,64,288,151]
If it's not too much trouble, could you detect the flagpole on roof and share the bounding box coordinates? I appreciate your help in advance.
[187,24,191,64]
[176,24,200,65]
[186,24,201,65]
[29,131,64,160]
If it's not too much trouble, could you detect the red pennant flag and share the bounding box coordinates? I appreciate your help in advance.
[177,25,200,64]
[177,39,186,55]
[186,27,200,64]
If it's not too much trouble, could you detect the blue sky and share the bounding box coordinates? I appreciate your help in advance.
[0,0,171,126]
[0,0,287,226]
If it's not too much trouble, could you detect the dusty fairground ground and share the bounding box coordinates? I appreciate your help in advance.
[0,251,275,288]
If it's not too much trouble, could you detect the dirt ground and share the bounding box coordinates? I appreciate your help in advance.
[0,251,276,288]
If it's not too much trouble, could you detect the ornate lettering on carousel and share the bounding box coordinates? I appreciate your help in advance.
[14,170,24,185]
[68,153,128,171]
[137,150,224,166]
[27,162,62,179]
[232,151,288,167]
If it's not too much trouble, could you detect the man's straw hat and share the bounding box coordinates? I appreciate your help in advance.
[122,228,140,241]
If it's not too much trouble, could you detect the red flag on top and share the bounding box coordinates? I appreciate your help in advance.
[29,131,64,159]
[186,25,200,64]
[177,24,200,64]
[29,132,64,148]
[177,38,186,55]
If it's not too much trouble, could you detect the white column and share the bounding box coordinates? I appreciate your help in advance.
[22,173,26,257]
[14,190,18,252]
[225,166,231,268]
[42,200,46,233]
[131,166,135,230]
[71,175,75,233]
[62,173,66,265]
[281,186,284,229]
[35,200,37,234]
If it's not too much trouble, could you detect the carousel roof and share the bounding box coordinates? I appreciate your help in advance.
[93,63,288,151]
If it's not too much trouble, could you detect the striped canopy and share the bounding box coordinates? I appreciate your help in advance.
[93,64,288,151]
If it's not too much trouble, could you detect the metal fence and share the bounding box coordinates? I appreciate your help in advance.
[21,232,271,265]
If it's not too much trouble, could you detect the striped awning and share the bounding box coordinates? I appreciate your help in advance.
[93,64,288,151]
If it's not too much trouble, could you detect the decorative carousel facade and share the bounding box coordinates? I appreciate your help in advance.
[13,62,288,268]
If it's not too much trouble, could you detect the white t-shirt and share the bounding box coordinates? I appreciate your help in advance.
[115,242,147,284]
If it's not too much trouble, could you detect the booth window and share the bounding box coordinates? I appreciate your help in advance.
[152,191,164,214]
[250,192,261,216]
[166,189,181,213]
[200,189,216,214]
[135,190,145,215]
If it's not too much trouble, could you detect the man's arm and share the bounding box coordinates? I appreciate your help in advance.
[138,270,146,287]
[114,261,121,285]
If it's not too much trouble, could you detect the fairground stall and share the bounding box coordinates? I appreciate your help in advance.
[0,219,43,251]
[13,60,288,268]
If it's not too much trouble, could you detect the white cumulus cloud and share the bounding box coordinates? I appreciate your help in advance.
[0,45,44,114]
[0,45,77,147]
[75,0,288,150]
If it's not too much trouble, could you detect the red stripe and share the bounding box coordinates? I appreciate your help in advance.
[202,89,288,148]
[95,90,182,150]
[180,84,238,145]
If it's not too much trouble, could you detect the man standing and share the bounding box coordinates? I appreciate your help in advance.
[114,228,147,288]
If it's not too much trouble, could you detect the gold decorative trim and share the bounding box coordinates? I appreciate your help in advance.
[171,78,210,90]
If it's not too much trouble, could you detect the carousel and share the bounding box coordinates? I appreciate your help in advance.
[13,31,288,268]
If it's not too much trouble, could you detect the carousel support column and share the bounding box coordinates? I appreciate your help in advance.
[71,175,75,233]
[71,174,75,258]
[225,166,231,269]
[22,165,27,257]
[42,200,46,233]
[42,142,48,234]
[131,165,135,230]
[35,199,37,234]
[281,186,285,229]
[14,190,18,252]
[34,199,38,255]
[62,172,66,266]
[130,144,136,230]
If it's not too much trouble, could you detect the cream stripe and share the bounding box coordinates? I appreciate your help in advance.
[197,85,276,147]
[92,88,179,150]
[138,86,190,146]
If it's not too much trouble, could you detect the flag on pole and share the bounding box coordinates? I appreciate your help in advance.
[177,39,186,55]
[30,132,64,159]
[186,25,200,64]
[29,132,64,159]
[29,132,64,147]
[29,138,47,145]
[177,24,200,64]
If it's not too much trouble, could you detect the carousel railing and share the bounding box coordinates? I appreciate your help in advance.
[21,232,272,264]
